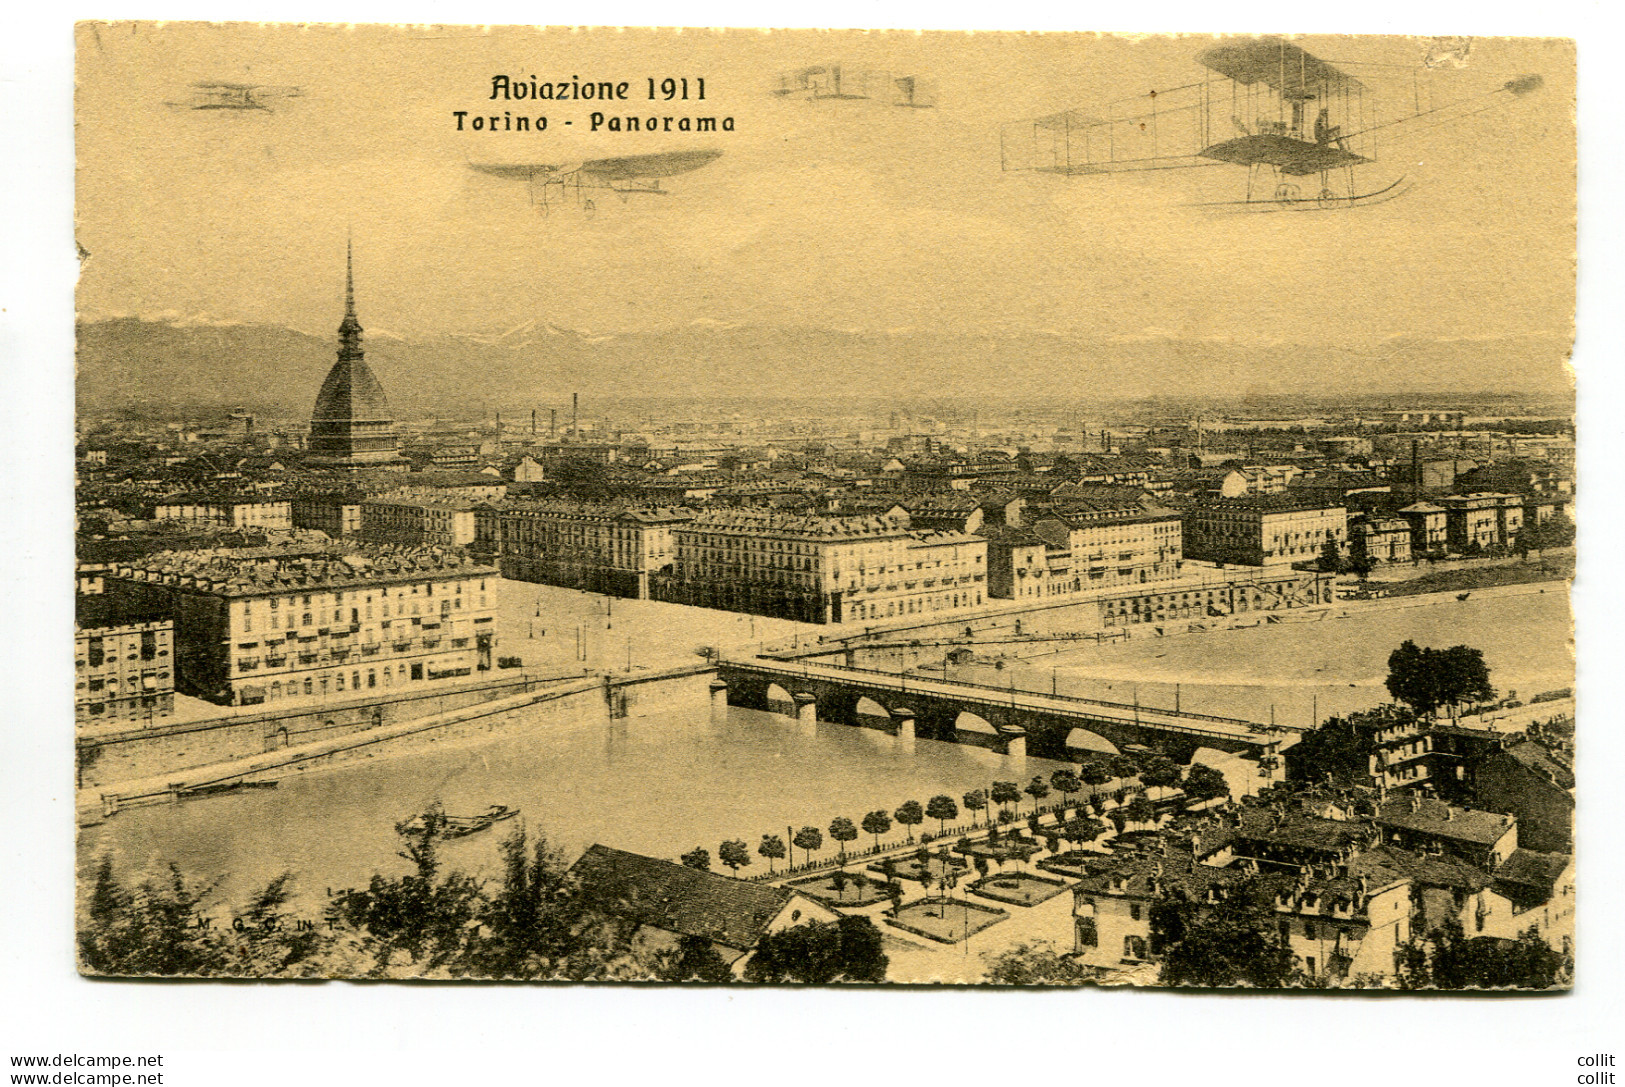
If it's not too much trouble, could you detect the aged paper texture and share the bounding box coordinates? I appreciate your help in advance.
[74,24,1575,988]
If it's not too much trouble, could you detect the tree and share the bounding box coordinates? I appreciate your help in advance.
[962,789,988,826]
[1154,886,1295,989]
[326,804,485,972]
[1138,756,1182,792]
[718,839,752,876]
[658,934,734,983]
[744,916,889,984]
[1050,769,1081,814]
[1385,639,1433,713]
[1063,816,1106,846]
[1024,775,1051,813]
[1108,754,1140,781]
[1318,537,1345,574]
[1079,761,1113,787]
[467,824,581,980]
[757,834,786,875]
[894,800,924,843]
[1386,640,1495,717]
[79,856,331,978]
[680,847,711,871]
[828,816,858,861]
[1121,796,1156,828]
[887,883,905,915]
[793,826,823,866]
[861,810,892,852]
[1183,764,1231,804]
[990,780,1020,817]
[973,855,990,879]
[982,940,1099,985]
[926,795,959,836]
[1405,921,1571,990]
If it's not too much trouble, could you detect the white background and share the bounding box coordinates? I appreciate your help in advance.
[2,1,1619,1084]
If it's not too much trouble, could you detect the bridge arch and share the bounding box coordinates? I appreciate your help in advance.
[764,683,796,716]
[1064,727,1120,756]
[954,710,998,734]
[853,696,891,722]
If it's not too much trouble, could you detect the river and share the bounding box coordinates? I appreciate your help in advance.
[78,678,1061,907]
[78,585,1571,916]
[964,585,1572,731]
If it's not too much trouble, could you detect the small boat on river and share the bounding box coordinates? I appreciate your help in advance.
[401,805,519,840]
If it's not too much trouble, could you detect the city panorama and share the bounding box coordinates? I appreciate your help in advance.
[72,25,1575,989]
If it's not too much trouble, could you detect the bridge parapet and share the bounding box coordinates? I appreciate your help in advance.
[716,656,1288,763]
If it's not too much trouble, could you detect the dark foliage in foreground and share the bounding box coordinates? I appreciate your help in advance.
[79,804,888,983]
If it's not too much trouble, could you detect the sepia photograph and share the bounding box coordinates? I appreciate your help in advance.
[67,24,1578,991]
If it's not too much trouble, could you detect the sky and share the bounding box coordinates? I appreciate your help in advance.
[75,26,1574,364]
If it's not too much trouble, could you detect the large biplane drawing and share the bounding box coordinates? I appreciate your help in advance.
[1001,38,1542,211]
[469,149,723,216]
[774,64,938,108]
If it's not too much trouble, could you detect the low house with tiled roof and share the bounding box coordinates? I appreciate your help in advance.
[1375,797,1518,870]
[568,845,839,974]
[1491,849,1574,948]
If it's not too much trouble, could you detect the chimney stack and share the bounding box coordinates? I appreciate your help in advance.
[572,393,579,435]
[550,408,557,437]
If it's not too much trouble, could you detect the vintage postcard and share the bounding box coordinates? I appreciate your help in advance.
[74,24,1575,987]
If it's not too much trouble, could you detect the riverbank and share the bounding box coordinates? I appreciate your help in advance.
[974,583,1573,728]
[77,665,712,825]
[1357,552,1574,598]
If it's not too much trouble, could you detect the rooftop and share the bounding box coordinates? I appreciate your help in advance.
[108,545,494,596]
[1492,848,1571,897]
[1375,797,1515,846]
[568,844,794,952]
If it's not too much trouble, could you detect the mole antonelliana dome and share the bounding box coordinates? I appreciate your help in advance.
[306,240,403,469]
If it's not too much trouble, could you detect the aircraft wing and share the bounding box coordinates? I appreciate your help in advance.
[1002,98,1222,176]
[469,162,565,181]
[576,149,724,181]
[1196,38,1365,97]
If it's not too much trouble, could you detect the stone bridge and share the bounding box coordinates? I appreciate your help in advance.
[713,657,1296,764]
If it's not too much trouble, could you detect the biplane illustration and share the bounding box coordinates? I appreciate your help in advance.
[469,149,723,216]
[170,82,304,111]
[774,64,938,108]
[1001,38,1542,212]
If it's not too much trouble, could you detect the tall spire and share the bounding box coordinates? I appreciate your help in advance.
[337,233,363,356]
[344,232,356,319]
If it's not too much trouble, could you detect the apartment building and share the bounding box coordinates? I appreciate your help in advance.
[75,597,174,724]
[1182,498,1347,567]
[657,509,987,624]
[150,493,293,532]
[474,500,693,599]
[101,546,498,706]
[360,495,480,548]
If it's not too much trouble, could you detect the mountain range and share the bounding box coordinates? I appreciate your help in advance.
[75,317,1574,419]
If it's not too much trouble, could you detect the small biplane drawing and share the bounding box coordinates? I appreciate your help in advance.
[170,82,304,111]
[774,65,938,108]
[1001,38,1542,212]
[469,149,723,216]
